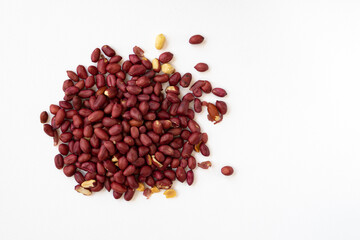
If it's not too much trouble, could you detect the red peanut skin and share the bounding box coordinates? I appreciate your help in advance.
[194,63,209,72]
[91,48,100,62]
[221,166,234,176]
[189,35,204,44]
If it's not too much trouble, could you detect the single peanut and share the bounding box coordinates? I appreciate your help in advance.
[163,189,176,198]
[221,166,234,176]
[152,58,161,72]
[161,63,175,74]
[81,179,96,188]
[75,185,92,196]
[189,35,204,44]
[155,34,166,50]
[40,111,48,123]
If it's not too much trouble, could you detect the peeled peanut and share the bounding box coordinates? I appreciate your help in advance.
[151,186,160,193]
[155,34,166,50]
[152,58,161,72]
[81,179,96,188]
[161,63,175,74]
[75,185,92,196]
[163,189,176,198]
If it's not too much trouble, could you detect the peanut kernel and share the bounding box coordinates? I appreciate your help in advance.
[151,186,160,193]
[76,186,92,196]
[81,180,96,188]
[155,34,166,50]
[152,58,160,72]
[163,189,176,198]
[161,63,175,74]
[136,183,145,192]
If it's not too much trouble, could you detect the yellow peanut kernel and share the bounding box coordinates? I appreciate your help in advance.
[155,34,166,50]
[81,180,96,188]
[136,183,145,192]
[76,186,92,196]
[161,63,175,74]
[163,189,177,198]
[151,186,160,193]
[152,58,160,72]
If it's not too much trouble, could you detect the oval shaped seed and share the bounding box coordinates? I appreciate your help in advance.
[194,63,209,72]
[180,73,192,88]
[216,100,227,115]
[111,182,127,193]
[54,154,64,169]
[124,189,135,201]
[186,170,194,185]
[88,110,104,122]
[40,111,48,123]
[63,165,76,177]
[189,34,204,44]
[91,48,100,62]
[101,45,115,57]
[155,34,166,50]
[161,63,175,74]
[159,52,173,63]
[221,166,234,176]
[176,167,186,182]
[212,88,227,97]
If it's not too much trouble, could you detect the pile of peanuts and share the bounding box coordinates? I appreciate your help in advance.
[40,34,234,201]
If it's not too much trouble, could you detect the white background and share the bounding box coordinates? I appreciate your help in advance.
[1,0,360,239]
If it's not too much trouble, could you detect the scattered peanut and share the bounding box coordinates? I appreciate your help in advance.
[221,166,234,176]
[42,35,233,202]
[155,34,166,50]
[163,189,177,198]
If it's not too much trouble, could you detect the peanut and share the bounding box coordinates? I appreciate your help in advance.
[75,185,92,196]
[81,179,96,188]
[161,63,175,74]
[151,186,160,193]
[163,189,176,198]
[155,34,166,50]
[152,58,161,72]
